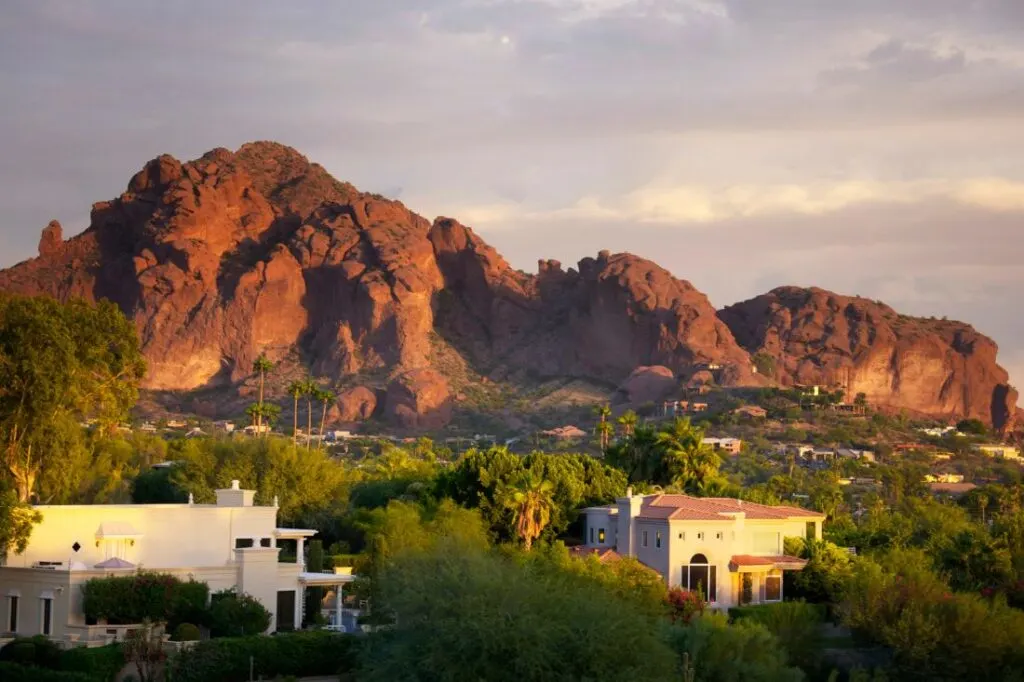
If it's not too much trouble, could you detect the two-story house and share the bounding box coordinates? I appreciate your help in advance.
[0,481,352,646]
[579,490,824,607]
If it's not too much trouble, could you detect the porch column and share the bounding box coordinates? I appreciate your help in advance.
[296,538,306,569]
[335,583,343,632]
[295,584,304,630]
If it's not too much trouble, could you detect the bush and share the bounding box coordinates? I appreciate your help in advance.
[727,601,825,672]
[208,589,271,637]
[167,631,362,682]
[58,645,124,682]
[81,572,209,627]
[0,662,93,682]
[171,622,201,642]
[0,636,63,668]
[668,612,804,682]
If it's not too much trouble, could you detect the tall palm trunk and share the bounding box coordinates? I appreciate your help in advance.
[256,369,265,430]
[318,400,328,451]
[292,394,299,447]
[306,396,313,452]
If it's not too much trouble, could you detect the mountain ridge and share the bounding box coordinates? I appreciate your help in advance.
[0,142,1016,432]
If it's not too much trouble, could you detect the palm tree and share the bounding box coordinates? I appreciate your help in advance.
[594,404,613,451]
[501,472,555,550]
[656,417,721,494]
[617,409,638,438]
[287,381,305,447]
[316,388,336,449]
[251,354,274,430]
[302,378,317,451]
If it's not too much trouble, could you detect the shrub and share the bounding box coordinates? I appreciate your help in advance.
[208,589,271,637]
[727,601,825,672]
[666,587,705,624]
[81,572,209,627]
[171,622,201,642]
[0,636,63,668]
[668,612,804,682]
[58,645,124,682]
[167,631,362,682]
[0,662,93,682]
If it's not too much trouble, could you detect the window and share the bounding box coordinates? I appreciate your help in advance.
[678,532,684,540]
[655,531,662,549]
[589,527,595,544]
[598,528,606,544]
[6,595,18,633]
[697,532,704,541]
[683,553,717,602]
[40,598,53,636]
[259,538,272,548]
[715,532,722,540]
[234,538,254,549]
[805,521,817,541]
[641,530,648,548]
[765,575,782,602]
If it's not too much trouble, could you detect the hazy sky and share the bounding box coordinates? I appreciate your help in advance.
[2,0,1023,383]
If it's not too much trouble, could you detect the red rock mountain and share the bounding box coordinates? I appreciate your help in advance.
[0,143,1016,430]
[718,287,1018,430]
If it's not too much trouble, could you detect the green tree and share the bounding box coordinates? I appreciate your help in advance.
[956,418,987,436]
[617,409,639,438]
[303,539,325,627]
[500,470,555,551]
[207,589,271,637]
[656,418,722,493]
[302,378,317,451]
[251,354,274,431]
[0,484,42,559]
[0,295,146,501]
[594,404,613,451]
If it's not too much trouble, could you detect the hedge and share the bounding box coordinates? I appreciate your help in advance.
[728,601,827,624]
[166,630,363,682]
[0,662,94,682]
[82,572,209,626]
[0,638,123,682]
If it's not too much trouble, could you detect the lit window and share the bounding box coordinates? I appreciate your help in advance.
[40,598,53,636]
[598,528,606,544]
[642,530,648,548]
[655,531,662,549]
[6,595,19,633]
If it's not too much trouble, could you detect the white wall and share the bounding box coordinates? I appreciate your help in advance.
[8,504,279,570]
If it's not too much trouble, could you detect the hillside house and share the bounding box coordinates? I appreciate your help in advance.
[0,481,354,646]
[579,491,824,607]
[978,444,1021,461]
[733,405,768,419]
[703,437,743,456]
[836,448,876,463]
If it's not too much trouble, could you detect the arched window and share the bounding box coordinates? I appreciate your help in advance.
[683,554,717,602]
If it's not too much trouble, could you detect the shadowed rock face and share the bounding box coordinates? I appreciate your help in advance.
[718,286,1018,432]
[0,143,1016,429]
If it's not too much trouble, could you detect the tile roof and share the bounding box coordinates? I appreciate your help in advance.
[730,554,807,569]
[636,494,824,521]
[568,546,622,563]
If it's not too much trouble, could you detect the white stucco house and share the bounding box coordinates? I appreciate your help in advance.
[579,490,825,607]
[0,481,353,646]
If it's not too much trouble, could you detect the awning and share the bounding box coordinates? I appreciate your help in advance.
[729,555,807,571]
[95,522,144,539]
[299,572,357,587]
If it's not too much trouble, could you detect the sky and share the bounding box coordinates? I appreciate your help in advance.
[1,0,1023,384]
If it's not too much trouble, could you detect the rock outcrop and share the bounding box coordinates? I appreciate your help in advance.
[0,143,1016,429]
[615,366,677,406]
[719,286,1018,431]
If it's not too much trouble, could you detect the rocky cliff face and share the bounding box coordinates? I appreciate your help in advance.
[0,143,1015,430]
[718,287,1018,431]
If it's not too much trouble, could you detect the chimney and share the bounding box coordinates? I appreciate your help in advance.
[626,486,633,498]
[215,480,255,507]
[615,490,644,557]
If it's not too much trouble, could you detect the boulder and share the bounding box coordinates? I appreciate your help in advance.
[384,369,452,430]
[615,366,677,405]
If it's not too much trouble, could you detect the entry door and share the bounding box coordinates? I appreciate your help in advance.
[276,591,296,632]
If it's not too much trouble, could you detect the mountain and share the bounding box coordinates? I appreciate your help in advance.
[718,287,1018,430]
[0,142,1016,431]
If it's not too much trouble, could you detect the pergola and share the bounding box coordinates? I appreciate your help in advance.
[298,571,357,631]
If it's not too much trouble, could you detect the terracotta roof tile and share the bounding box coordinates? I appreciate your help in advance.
[638,494,824,521]
[730,554,807,568]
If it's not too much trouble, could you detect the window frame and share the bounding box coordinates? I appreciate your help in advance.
[597,528,606,544]
[683,554,717,603]
[6,595,19,633]
[655,531,662,549]
[641,530,648,548]
[765,574,782,602]
[40,597,53,636]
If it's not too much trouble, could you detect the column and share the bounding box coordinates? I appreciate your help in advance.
[296,538,305,569]
[335,583,342,632]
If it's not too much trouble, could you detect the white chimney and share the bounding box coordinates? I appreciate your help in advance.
[626,486,634,498]
[215,480,254,507]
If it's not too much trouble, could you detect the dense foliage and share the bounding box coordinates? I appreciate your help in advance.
[167,630,362,682]
[207,589,272,637]
[0,637,121,682]
[81,573,208,627]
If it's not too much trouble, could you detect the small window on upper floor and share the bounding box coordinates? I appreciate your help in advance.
[642,530,649,547]
[697,532,704,541]
[679,532,685,540]
[260,538,272,548]
[716,532,723,540]
[806,521,817,541]
[655,531,662,549]
[589,527,595,544]
[235,538,254,549]
[598,528,606,544]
